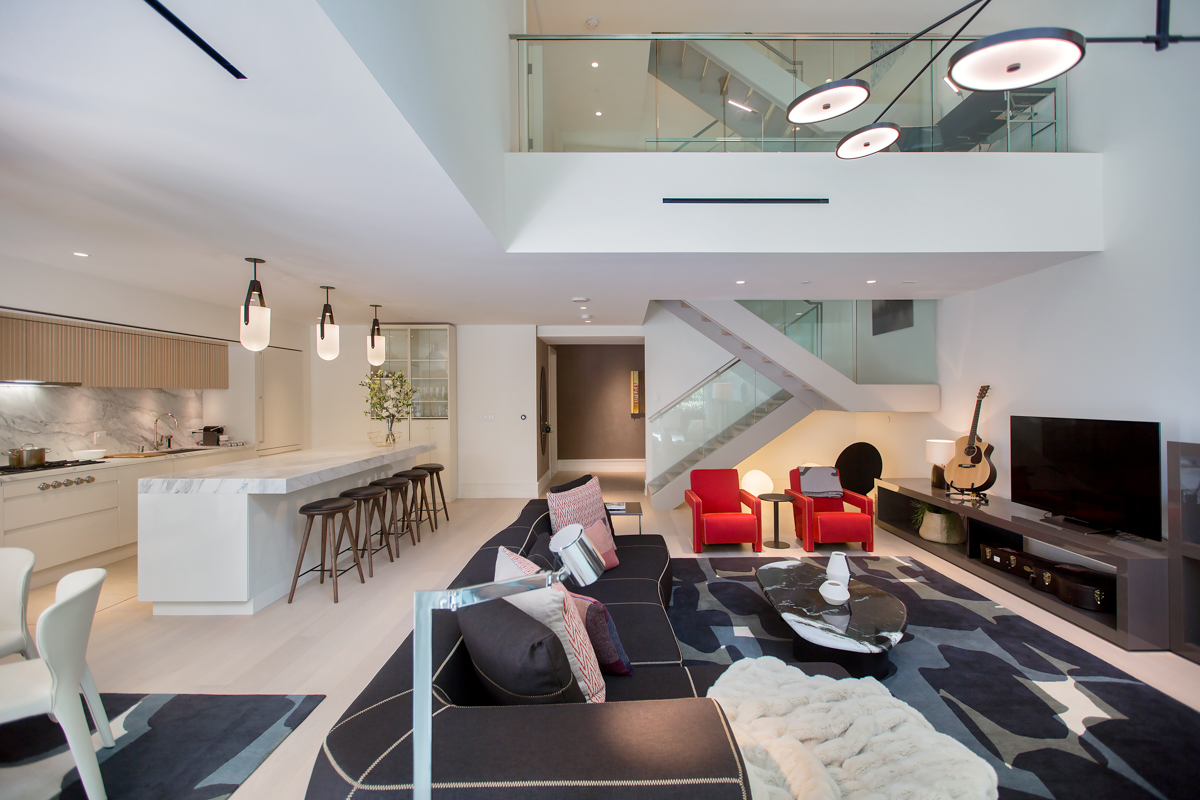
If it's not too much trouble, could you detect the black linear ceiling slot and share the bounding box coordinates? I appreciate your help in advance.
[663,198,829,204]
[142,0,246,79]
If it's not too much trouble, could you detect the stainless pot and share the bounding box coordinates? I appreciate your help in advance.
[7,444,52,468]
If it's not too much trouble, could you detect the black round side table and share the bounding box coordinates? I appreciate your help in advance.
[759,492,794,550]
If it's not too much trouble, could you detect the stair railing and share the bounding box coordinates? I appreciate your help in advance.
[647,357,740,424]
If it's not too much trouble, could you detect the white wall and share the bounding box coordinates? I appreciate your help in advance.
[457,325,539,498]
[929,40,1200,524]
[315,0,524,243]
[309,324,372,448]
[506,152,1102,255]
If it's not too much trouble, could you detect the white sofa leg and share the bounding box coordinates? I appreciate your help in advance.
[80,665,115,748]
[55,696,108,800]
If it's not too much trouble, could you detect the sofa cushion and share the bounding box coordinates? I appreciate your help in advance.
[584,517,619,570]
[568,592,633,676]
[605,601,682,666]
[598,540,673,606]
[815,511,873,542]
[549,474,614,531]
[505,584,607,703]
[702,513,758,542]
[458,596,586,705]
[577,578,664,606]
[603,665,697,703]
[546,476,607,534]
[525,532,556,571]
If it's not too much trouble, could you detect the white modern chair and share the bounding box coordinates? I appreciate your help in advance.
[0,548,115,748]
[0,568,111,800]
[0,546,37,659]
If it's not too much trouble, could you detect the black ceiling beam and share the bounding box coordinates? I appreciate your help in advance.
[142,0,246,79]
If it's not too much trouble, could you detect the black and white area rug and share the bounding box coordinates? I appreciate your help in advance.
[669,556,1200,800]
[0,693,322,800]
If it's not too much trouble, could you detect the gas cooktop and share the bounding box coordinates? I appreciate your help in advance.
[0,459,107,476]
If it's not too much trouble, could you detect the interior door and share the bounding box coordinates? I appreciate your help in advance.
[548,347,558,477]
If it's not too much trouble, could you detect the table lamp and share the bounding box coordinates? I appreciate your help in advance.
[741,469,774,498]
[412,524,605,800]
[926,439,956,490]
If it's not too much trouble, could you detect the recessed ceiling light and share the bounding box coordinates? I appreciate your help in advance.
[73,252,88,257]
[579,306,587,310]
[595,111,602,116]
[866,280,877,284]
[801,280,811,284]
[902,280,916,284]
[585,319,592,323]
[591,62,599,68]
[572,297,589,303]
[581,314,592,320]
[736,280,745,285]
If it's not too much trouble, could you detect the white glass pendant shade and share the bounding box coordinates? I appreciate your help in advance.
[239,304,270,351]
[835,123,900,160]
[947,27,1085,92]
[367,334,386,366]
[740,469,774,498]
[787,79,870,124]
[317,324,340,360]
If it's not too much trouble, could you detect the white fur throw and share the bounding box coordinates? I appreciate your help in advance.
[708,657,997,800]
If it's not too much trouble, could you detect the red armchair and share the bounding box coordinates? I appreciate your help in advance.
[685,469,763,553]
[786,467,874,552]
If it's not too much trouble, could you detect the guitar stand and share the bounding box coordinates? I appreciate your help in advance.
[949,488,989,505]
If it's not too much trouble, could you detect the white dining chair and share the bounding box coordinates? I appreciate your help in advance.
[0,548,115,748]
[0,546,37,659]
[0,568,110,799]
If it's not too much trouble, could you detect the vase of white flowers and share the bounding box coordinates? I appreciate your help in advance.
[360,369,414,447]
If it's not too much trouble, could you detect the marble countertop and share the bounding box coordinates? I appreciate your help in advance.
[139,443,435,495]
[0,446,244,484]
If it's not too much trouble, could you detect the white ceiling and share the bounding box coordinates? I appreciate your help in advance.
[0,0,1177,328]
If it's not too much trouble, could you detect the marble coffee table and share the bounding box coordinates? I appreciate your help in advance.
[756,560,907,679]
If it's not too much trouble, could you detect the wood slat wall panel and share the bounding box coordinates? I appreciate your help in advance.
[0,312,228,388]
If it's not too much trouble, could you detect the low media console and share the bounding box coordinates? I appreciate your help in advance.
[875,478,1169,651]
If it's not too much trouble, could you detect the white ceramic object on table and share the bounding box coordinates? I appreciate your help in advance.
[826,551,850,585]
[70,449,106,460]
[819,579,850,605]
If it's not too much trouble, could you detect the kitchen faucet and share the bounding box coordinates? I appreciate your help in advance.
[154,413,178,451]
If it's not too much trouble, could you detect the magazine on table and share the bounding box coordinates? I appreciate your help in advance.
[605,502,626,511]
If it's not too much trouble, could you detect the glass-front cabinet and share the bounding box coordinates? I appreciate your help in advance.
[381,326,452,419]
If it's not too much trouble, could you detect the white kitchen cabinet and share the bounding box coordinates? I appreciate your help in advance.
[256,346,304,455]
[3,469,119,574]
[382,325,457,502]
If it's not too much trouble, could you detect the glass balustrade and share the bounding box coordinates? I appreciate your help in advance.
[737,299,937,384]
[515,35,1065,154]
[647,360,790,491]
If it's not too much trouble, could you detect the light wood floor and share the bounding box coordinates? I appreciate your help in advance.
[6,472,1200,800]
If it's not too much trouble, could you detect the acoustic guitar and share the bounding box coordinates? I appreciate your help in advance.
[944,385,997,493]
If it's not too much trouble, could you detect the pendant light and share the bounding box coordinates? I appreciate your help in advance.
[367,304,386,367]
[947,27,1085,92]
[786,79,870,124]
[238,258,270,352]
[316,286,340,361]
[836,123,901,159]
[837,0,992,160]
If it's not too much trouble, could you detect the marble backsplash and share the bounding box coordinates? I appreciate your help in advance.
[0,386,203,457]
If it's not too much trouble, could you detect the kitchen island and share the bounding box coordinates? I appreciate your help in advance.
[138,443,434,615]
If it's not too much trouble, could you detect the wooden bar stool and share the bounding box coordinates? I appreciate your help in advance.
[394,469,435,536]
[415,463,449,525]
[369,475,417,548]
[339,485,392,578]
[289,497,363,603]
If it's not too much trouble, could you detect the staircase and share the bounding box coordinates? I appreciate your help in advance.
[648,40,830,150]
[646,358,814,509]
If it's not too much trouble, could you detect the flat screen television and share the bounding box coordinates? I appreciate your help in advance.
[1010,416,1161,539]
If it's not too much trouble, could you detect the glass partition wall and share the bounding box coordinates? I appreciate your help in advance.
[516,35,1066,155]
[737,299,937,385]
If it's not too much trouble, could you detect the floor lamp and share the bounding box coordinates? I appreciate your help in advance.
[412,524,605,800]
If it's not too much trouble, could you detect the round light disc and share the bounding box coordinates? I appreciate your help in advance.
[948,27,1085,92]
[835,123,900,160]
[787,79,871,125]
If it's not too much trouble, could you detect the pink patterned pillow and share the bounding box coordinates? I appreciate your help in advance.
[495,547,606,702]
[583,518,619,571]
[546,476,607,534]
[495,546,541,579]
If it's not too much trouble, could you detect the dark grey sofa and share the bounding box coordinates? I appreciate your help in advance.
[305,497,843,799]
